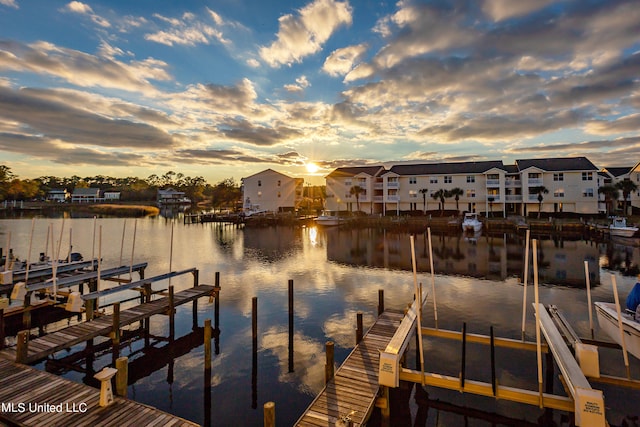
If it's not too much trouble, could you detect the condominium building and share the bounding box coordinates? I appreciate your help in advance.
[241,169,304,213]
[324,157,602,216]
[601,161,640,215]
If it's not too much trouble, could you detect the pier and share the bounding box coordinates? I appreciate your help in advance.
[0,358,198,427]
[295,309,404,426]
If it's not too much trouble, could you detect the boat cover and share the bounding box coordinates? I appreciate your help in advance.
[627,282,640,311]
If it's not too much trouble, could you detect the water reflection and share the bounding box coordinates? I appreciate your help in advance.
[1,218,639,426]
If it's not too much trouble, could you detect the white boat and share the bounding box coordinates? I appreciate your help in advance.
[462,212,482,233]
[594,301,640,359]
[609,217,639,238]
[314,210,345,226]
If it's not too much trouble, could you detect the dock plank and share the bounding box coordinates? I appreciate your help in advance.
[295,311,403,426]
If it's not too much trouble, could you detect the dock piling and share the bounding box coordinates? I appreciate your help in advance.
[356,312,363,344]
[16,330,28,363]
[378,289,384,315]
[204,318,212,371]
[325,341,335,384]
[288,279,294,373]
[460,322,467,389]
[0,308,4,350]
[264,401,275,427]
[115,356,128,397]
[168,285,175,340]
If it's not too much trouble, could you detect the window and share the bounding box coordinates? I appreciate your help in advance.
[409,177,417,184]
[430,177,438,184]
[345,179,352,186]
[409,190,417,198]
[258,180,262,187]
[444,176,452,184]
[553,173,564,181]
[528,172,541,179]
[583,188,594,197]
[277,191,281,198]
[277,180,281,187]
[466,176,475,183]
[466,189,476,198]
[582,172,593,181]
[257,191,262,197]
[358,178,366,186]
[487,174,499,180]
[553,189,564,197]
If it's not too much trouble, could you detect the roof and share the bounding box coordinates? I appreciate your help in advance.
[516,157,598,172]
[602,167,632,178]
[158,188,185,195]
[389,161,505,176]
[72,187,100,195]
[326,165,385,178]
[242,168,293,181]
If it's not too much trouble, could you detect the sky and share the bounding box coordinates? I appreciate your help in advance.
[0,0,639,185]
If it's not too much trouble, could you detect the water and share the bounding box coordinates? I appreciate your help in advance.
[1,217,639,426]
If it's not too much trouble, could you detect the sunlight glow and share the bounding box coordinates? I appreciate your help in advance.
[306,162,319,173]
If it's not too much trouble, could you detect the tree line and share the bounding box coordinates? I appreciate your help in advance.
[0,165,242,210]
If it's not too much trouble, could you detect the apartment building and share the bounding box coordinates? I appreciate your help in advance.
[324,157,601,216]
[241,169,304,213]
[601,161,640,215]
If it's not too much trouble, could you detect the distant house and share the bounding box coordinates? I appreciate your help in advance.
[71,188,101,203]
[157,188,190,205]
[241,169,303,214]
[103,191,121,201]
[601,161,640,214]
[47,189,69,203]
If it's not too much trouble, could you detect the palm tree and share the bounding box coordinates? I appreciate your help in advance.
[598,185,619,216]
[449,187,464,213]
[419,188,429,214]
[432,189,447,216]
[616,180,638,216]
[349,185,364,213]
[531,186,548,219]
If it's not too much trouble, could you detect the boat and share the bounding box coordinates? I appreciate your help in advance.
[462,212,482,233]
[609,217,639,238]
[314,210,345,226]
[594,301,640,359]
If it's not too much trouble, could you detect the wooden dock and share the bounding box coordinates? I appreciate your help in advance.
[0,284,218,364]
[295,309,404,427]
[0,358,198,426]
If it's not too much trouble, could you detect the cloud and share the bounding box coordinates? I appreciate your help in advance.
[259,0,352,67]
[219,118,302,146]
[0,40,170,94]
[481,0,556,22]
[322,43,368,77]
[0,0,18,9]
[64,1,110,28]
[145,10,228,46]
[284,75,310,93]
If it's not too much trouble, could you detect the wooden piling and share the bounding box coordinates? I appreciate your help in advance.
[168,285,175,340]
[264,401,275,427]
[111,302,120,347]
[214,273,220,330]
[252,297,258,342]
[325,341,334,384]
[490,325,496,396]
[288,279,294,373]
[460,322,467,389]
[378,289,384,315]
[0,308,4,350]
[115,356,128,397]
[356,312,363,344]
[16,330,29,363]
[204,319,212,371]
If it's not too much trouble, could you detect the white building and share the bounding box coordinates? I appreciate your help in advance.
[103,191,121,201]
[241,169,304,213]
[601,161,640,215]
[71,188,101,203]
[47,189,68,203]
[324,157,601,216]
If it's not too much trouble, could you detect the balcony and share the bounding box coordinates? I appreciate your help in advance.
[373,196,383,202]
[528,179,543,186]
[528,194,539,201]
[505,195,522,202]
[487,196,501,202]
[387,195,400,202]
[374,183,383,190]
[486,179,500,186]
[386,181,399,188]
[505,179,521,187]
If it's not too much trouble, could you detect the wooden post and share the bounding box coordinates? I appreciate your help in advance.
[112,302,120,357]
[85,299,94,321]
[204,319,212,372]
[16,330,29,363]
[325,341,335,384]
[168,285,175,341]
[356,312,363,344]
[288,279,294,373]
[460,322,467,389]
[22,293,32,330]
[490,326,496,396]
[115,356,128,397]
[252,297,258,410]
[263,401,275,427]
[0,308,4,350]
[214,273,220,330]
[380,385,390,427]
[378,289,384,315]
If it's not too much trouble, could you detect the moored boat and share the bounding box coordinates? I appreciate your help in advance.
[609,217,639,238]
[314,210,345,226]
[594,301,640,359]
[462,212,482,233]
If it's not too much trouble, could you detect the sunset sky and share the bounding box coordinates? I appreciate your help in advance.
[1,0,639,185]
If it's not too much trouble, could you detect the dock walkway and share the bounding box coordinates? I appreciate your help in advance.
[0,358,198,426]
[0,284,217,364]
[295,309,404,427]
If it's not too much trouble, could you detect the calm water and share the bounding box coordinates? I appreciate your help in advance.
[1,217,639,426]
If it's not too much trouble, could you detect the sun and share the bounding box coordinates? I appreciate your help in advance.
[306,162,319,173]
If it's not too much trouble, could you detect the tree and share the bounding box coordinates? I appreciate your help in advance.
[449,187,464,213]
[0,165,15,201]
[349,185,364,212]
[616,180,638,216]
[531,186,548,218]
[598,185,619,216]
[419,188,429,214]
[432,189,447,216]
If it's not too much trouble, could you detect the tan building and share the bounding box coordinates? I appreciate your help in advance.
[241,169,303,214]
[601,161,640,215]
[324,157,601,216]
